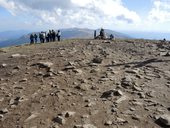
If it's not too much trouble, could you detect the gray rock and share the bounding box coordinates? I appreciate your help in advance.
[51,124,59,128]
[133,86,142,91]
[11,54,27,58]
[113,117,128,125]
[105,120,112,125]
[63,66,76,70]
[83,124,97,128]
[101,90,114,98]
[74,125,83,128]
[33,62,53,68]
[0,108,8,114]
[24,112,40,122]
[115,95,128,104]
[0,114,4,119]
[54,116,66,125]
[19,78,28,82]
[92,57,103,64]
[131,115,141,121]
[65,111,76,117]
[121,76,134,88]
[1,63,7,68]
[114,90,124,96]
[73,69,83,74]
[157,114,170,126]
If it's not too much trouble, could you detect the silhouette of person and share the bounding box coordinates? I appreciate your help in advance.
[34,34,38,43]
[57,30,61,41]
[30,34,34,44]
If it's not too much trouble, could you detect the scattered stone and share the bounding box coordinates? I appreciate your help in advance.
[0,114,4,119]
[11,54,27,58]
[89,110,99,115]
[92,57,103,64]
[43,72,53,77]
[113,117,128,125]
[65,111,76,118]
[54,116,66,125]
[51,124,59,128]
[125,69,139,74]
[167,107,170,111]
[114,90,124,96]
[32,62,53,68]
[73,69,83,74]
[133,86,142,91]
[132,115,141,121]
[121,76,134,88]
[24,112,40,122]
[83,124,97,128]
[19,78,28,82]
[63,66,76,70]
[111,107,118,112]
[81,115,89,118]
[115,95,128,104]
[1,63,7,68]
[138,92,145,98]
[85,102,95,107]
[57,71,65,74]
[156,114,170,126]
[103,41,111,44]
[75,84,90,91]
[0,108,8,114]
[0,98,4,102]
[101,89,123,98]
[101,90,114,98]
[74,125,83,128]
[164,52,170,56]
[129,107,136,111]
[105,120,112,125]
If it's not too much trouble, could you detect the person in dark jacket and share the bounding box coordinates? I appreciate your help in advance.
[52,30,56,42]
[94,30,97,39]
[34,34,38,43]
[30,34,34,44]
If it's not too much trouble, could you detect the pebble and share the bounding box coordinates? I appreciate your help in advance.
[54,116,66,125]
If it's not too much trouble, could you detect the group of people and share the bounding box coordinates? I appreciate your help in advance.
[94,28,115,40]
[30,30,61,44]
[30,28,114,44]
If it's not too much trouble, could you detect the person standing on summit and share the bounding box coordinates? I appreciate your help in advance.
[100,28,105,39]
[94,30,97,39]
[57,30,61,41]
[30,34,34,44]
[34,34,38,43]
[52,30,56,42]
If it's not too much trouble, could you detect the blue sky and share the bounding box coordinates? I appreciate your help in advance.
[0,0,170,32]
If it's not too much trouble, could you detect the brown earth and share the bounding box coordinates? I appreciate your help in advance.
[0,39,170,128]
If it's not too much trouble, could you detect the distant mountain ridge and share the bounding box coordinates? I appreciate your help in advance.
[0,28,131,48]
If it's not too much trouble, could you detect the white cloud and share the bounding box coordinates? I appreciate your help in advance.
[148,0,170,23]
[0,0,141,30]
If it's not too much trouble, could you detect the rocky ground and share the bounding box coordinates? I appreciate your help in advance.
[0,39,170,128]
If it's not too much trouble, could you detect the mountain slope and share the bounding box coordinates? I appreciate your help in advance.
[0,39,169,128]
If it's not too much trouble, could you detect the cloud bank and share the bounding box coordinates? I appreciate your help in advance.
[0,0,141,30]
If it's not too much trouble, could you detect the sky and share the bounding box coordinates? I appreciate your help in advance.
[0,0,170,32]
